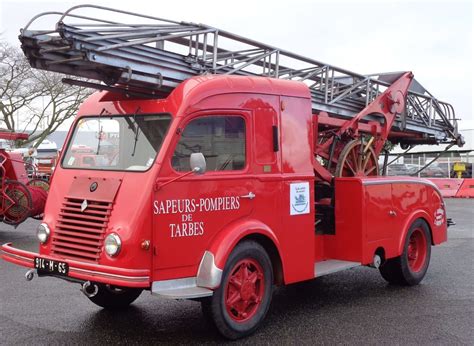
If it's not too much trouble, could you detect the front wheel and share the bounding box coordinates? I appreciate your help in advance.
[202,240,273,339]
[87,284,143,309]
[379,219,431,286]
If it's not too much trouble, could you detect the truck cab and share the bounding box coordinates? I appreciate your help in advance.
[2,75,447,339]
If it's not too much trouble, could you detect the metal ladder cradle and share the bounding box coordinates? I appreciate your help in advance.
[19,4,463,146]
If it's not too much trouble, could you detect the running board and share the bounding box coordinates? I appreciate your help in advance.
[314,260,361,277]
[152,277,213,299]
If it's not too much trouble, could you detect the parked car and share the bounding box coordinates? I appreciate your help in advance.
[420,163,447,178]
[387,164,411,176]
[405,164,419,176]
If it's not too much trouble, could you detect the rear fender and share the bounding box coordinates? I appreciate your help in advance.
[396,210,432,256]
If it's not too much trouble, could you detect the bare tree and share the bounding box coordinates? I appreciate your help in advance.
[0,41,44,131]
[0,41,92,146]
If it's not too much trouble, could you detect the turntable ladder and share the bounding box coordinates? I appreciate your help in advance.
[19,4,462,145]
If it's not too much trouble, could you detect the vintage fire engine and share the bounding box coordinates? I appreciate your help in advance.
[2,5,462,339]
[0,131,49,225]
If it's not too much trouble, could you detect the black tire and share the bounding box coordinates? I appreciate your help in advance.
[200,297,214,324]
[202,240,273,339]
[379,219,431,286]
[87,284,143,309]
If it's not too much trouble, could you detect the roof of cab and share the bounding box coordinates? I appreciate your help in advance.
[79,74,311,116]
[172,75,311,106]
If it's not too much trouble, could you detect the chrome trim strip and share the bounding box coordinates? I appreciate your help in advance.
[1,250,34,263]
[196,251,223,289]
[152,277,213,299]
[362,178,442,196]
[69,266,149,282]
[363,178,435,187]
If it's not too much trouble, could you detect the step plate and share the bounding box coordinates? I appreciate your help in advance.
[314,260,361,278]
[152,277,212,299]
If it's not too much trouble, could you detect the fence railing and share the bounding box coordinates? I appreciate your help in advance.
[385,155,473,178]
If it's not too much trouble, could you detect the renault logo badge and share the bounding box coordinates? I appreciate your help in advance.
[81,199,88,212]
[90,182,98,192]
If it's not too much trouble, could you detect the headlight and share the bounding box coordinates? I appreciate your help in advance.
[37,223,50,244]
[104,233,121,257]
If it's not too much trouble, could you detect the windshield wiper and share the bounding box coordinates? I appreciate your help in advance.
[131,107,141,157]
[96,108,107,155]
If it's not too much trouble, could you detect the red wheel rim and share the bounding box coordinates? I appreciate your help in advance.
[224,258,265,323]
[407,228,427,272]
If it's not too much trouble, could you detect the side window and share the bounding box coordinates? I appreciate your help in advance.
[172,116,246,172]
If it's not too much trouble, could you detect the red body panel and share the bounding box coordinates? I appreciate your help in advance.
[1,75,447,289]
[327,177,446,265]
[0,151,29,183]
[0,131,28,141]
[278,96,315,283]
[323,179,364,262]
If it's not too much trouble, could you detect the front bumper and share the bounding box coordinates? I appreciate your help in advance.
[1,243,150,288]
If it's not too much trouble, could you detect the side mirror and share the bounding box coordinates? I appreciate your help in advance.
[190,153,206,174]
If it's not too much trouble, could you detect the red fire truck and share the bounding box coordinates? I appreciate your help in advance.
[2,5,462,339]
[1,131,49,225]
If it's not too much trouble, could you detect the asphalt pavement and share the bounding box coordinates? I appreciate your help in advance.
[1,199,473,345]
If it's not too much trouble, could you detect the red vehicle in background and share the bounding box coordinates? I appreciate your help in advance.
[0,131,49,225]
[1,6,462,339]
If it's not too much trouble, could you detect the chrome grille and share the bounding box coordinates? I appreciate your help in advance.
[51,197,112,262]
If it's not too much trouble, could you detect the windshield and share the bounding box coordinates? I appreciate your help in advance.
[62,114,171,171]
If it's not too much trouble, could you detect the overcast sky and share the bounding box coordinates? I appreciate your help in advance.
[1,0,472,129]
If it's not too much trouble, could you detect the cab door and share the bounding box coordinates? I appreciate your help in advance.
[152,112,254,275]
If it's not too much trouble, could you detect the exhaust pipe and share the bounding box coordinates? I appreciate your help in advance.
[81,281,99,298]
[25,269,36,281]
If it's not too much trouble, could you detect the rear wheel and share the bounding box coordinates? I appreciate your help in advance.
[3,180,33,225]
[87,284,143,309]
[379,219,431,286]
[27,178,50,192]
[26,179,49,220]
[202,240,273,339]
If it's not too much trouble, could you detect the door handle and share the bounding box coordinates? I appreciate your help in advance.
[240,192,256,200]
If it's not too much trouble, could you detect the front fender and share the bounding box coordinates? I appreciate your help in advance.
[207,218,282,272]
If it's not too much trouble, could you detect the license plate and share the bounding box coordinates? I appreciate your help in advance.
[34,257,69,276]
